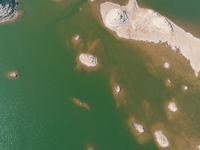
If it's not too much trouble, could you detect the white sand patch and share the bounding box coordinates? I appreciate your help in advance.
[100,0,200,74]
[168,102,178,112]
[154,130,169,148]
[79,53,98,67]
[132,123,144,133]
[115,85,121,94]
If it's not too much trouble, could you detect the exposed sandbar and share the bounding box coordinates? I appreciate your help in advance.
[100,0,200,74]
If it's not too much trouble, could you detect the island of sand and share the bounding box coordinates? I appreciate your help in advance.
[0,0,19,24]
[100,0,200,75]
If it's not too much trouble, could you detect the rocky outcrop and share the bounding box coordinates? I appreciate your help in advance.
[0,0,19,23]
[168,102,178,112]
[79,53,98,67]
[105,8,128,29]
[100,0,200,74]
[154,130,169,147]
[132,123,144,133]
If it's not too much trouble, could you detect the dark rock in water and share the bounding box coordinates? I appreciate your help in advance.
[0,0,19,23]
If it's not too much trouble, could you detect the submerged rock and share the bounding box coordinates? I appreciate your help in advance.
[0,0,19,23]
[132,123,144,133]
[79,53,98,67]
[154,130,169,147]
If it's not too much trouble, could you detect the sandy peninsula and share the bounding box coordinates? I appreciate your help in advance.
[100,0,200,75]
[0,0,19,24]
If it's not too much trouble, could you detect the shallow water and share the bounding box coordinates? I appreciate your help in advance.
[0,0,200,149]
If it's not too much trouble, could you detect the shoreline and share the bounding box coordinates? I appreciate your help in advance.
[100,0,200,75]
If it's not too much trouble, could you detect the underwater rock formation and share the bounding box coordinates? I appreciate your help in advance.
[0,0,19,23]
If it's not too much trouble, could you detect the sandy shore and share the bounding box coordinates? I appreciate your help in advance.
[100,0,200,75]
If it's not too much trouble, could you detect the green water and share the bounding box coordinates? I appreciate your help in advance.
[0,0,200,149]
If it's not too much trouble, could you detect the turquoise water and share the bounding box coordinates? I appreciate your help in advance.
[0,0,200,149]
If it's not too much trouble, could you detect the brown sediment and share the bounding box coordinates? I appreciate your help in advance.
[86,145,95,150]
[127,116,151,145]
[86,39,101,53]
[6,70,20,80]
[110,75,126,108]
[72,97,91,110]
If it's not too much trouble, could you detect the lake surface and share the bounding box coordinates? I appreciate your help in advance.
[0,0,200,149]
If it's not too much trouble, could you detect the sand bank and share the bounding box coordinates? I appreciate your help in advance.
[100,0,200,74]
[0,0,19,24]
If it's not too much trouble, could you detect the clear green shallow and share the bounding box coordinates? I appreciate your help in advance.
[0,0,199,149]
